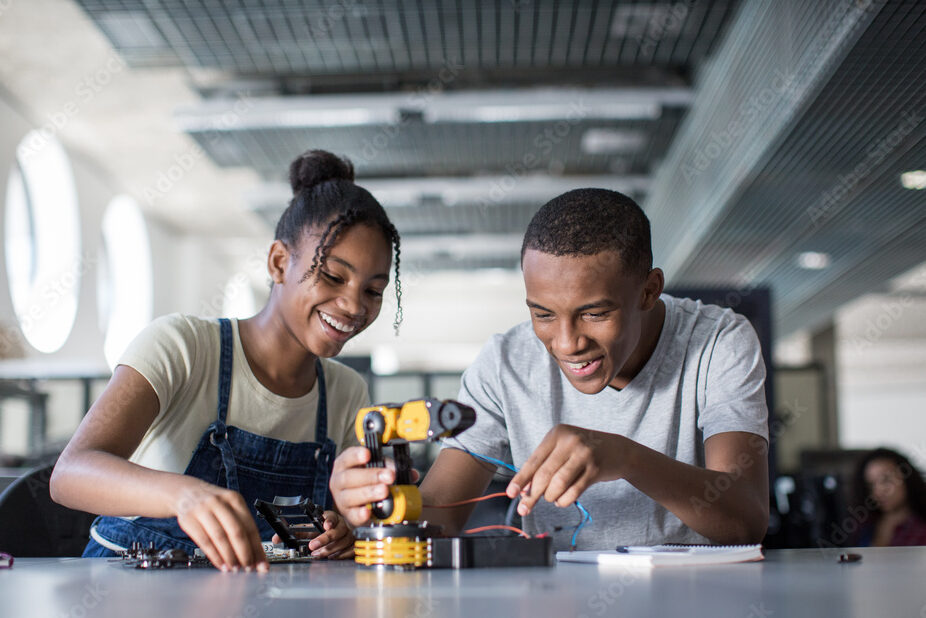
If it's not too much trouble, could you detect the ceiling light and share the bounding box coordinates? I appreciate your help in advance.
[372,347,400,376]
[581,129,647,154]
[176,88,691,131]
[797,252,831,270]
[900,170,926,190]
[429,102,660,123]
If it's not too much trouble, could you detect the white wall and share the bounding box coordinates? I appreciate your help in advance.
[0,93,107,372]
[0,90,239,455]
[837,293,926,471]
[342,269,529,372]
[0,90,240,373]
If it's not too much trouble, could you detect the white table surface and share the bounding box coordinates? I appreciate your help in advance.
[1,547,924,617]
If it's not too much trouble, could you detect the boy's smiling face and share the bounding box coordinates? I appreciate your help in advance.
[522,249,663,394]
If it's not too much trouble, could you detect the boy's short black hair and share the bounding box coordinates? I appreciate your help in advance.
[520,188,653,276]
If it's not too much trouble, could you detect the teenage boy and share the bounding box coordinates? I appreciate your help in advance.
[331,189,769,550]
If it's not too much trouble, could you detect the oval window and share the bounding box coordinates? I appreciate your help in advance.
[4,133,81,353]
[99,195,153,368]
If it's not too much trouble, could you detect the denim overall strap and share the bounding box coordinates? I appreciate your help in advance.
[314,359,328,442]
[310,358,336,507]
[209,318,240,491]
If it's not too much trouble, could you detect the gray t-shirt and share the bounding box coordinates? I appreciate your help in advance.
[447,294,769,551]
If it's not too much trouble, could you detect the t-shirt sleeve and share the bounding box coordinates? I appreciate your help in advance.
[117,313,199,417]
[698,315,770,442]
[338,372,368,452]
[444,335,511,462]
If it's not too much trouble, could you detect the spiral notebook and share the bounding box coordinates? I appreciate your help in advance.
[556,544,764,567]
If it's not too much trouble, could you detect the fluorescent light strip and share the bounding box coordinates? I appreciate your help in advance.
[175,88,691,131]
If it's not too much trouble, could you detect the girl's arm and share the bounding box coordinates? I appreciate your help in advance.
[49,365,268,571]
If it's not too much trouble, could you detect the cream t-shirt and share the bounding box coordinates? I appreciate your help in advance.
[121,314,366,475]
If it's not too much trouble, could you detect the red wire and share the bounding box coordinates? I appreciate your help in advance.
[463,525,530,538]
[423,492,509,508]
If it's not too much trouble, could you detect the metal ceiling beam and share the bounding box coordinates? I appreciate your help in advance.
[645,1,881,282]
[246,174,652,210]
[175,87,694,132]
[193,66,693,97]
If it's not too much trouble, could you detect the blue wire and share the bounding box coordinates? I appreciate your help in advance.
[572,501,593,548]
[461,448,518,474]
[446,438,592,547]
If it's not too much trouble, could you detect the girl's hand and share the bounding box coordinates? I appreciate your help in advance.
[172,479,269,572]
[329,447,420,527]
[271,511,356,559]
[309,511,355,559]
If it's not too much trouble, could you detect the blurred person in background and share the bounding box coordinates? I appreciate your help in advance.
[853,447,926,546]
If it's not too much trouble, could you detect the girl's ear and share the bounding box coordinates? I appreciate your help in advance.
[268,240,290,285]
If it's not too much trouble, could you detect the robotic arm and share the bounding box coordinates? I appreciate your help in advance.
[354,398,475,525]
[352,398,552,569]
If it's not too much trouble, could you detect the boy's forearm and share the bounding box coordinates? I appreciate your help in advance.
[616,436,769,544]
[418,448,497,536]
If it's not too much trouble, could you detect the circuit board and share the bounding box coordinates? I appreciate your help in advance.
[116,541,315,569]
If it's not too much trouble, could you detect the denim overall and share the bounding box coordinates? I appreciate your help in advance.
[83,318,338,556]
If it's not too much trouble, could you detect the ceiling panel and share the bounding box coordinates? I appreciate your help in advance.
[69,0,926,336]
[186,110,685,179]
[74,0,739,83]
[672,0,926,335]
[72,1,736,276]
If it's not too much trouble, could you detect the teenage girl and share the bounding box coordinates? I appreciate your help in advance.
[50,150,401,571]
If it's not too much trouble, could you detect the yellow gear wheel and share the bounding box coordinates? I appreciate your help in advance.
[354,537,430,568]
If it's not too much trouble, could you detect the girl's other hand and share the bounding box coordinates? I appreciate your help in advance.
[307,511,355,559]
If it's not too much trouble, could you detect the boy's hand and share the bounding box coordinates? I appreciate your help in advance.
[329,447,419,527]
[506,424,624,516]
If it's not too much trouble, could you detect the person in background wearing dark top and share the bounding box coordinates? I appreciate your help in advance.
[853,448,926,547]
[50,150,401,571]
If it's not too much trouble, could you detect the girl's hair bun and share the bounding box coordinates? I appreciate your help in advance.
[289,149,355,195]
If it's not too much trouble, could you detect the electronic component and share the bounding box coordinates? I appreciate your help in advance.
[353,398,547,569]
[356,398,475,526]
[118,540,316,569]
[354,522,442,569]
[119,542,208,569]
[117,496,329,570]
[254,495,327,553]
[354,398,475,568]
[352,526,553,569]
[430,536,553,568]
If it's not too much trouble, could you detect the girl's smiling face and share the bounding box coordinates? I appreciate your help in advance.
[272,222,392,358]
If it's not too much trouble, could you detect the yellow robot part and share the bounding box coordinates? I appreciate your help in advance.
[375,485,422,525]
[354,537,430,568]
[354,401,433,445]
[393,400,431,441]
[355,404,397,444]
